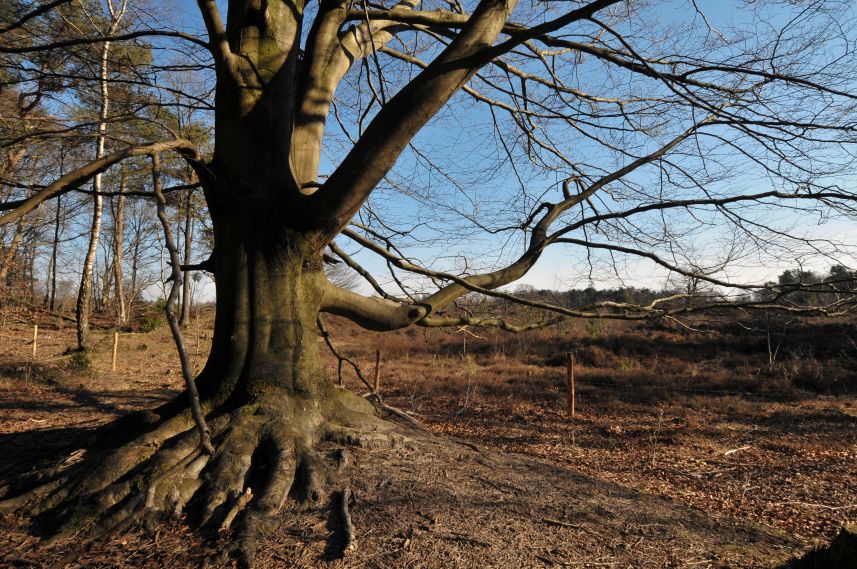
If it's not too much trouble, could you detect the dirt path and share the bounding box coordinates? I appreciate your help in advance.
[0,393,799,568]
[313,435,798,568]
[1,422,799,568]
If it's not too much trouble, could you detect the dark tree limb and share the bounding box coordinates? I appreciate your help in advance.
[340,487,357,554]
[195,0,241,84]
[151,152,214,456]
[0,0,74,35]
[0,29,212,53]
[0,139,200,225]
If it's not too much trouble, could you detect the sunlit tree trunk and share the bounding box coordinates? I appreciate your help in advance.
[76,2,126,349]
[113,166,126,323]
[76,48,110,348]
[0,221,23,285]
[179,189,194,327]
[49,196,60,311]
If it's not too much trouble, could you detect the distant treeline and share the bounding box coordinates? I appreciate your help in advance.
[756,265,857,305]
[489,265,857,310]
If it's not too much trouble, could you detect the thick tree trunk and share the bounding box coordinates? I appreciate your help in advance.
[197,204,331,404]
[0,0,461,562]
[76,190,101,348]
[0,201,394,565]
[129,236,139,317]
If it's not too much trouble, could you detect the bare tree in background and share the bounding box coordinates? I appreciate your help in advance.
[2,0,857,564]
[74,0,128,349]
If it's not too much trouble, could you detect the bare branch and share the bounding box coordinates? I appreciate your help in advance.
[0,29,212,53]
[304,0,520,239]
[151,152,214,456]
[0,0,74,35]
[0,139,200,225]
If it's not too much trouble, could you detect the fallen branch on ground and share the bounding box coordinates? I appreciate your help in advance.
[341,487,357,555]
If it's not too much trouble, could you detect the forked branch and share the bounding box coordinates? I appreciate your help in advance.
[305,0,520,239]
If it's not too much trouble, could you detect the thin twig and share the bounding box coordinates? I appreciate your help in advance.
[317,316,423,428]
[773,501,857,511]
[317,315,372,389]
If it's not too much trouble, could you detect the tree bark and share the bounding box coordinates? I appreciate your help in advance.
[113,166,126,323]
[179,189,193,327]
[198,201,331,403]
[75,1,127,349]
[99,234,114,312]
[49,195,60,311]
[129,228,140,316]
[0,221,23,285]
[76,33,112,349]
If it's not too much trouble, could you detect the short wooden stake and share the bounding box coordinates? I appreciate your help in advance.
[373,349,381,393]
[112,332,119,371]
[566,351,575,417]
[32,325,38,357]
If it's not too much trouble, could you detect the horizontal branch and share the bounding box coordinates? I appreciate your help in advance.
[340,223,857,325]
[0,139,200,225]
[321,282,425,331]
[0,29,212,53]
[0,0,73,35]
[420,314,566,332]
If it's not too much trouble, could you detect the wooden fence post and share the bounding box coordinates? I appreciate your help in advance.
[373,349,381,393]
[112,332,119,371]
[566,351,575,417]
[32,325,38,357]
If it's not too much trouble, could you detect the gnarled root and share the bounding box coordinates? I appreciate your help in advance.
[0,387,413,568]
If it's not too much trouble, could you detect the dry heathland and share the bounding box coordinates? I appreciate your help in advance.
[0,303,855,568]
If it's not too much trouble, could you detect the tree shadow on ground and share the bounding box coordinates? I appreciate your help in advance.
[322,490,347,561]
[0,425,95,481]
[1,359,176,416]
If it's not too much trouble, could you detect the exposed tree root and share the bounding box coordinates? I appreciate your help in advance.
[0,387,414,567]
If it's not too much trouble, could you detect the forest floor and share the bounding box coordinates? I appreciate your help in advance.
[0,305,855,568]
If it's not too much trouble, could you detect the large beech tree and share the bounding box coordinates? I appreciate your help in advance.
[3,0,857,565]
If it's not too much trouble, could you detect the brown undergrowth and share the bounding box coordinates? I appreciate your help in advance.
[0,305,854,567]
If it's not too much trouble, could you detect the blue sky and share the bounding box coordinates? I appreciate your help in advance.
[140,0,857,298]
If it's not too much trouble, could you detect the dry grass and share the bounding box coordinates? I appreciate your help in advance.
[0,303,854,566]
[320,314,857,544]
